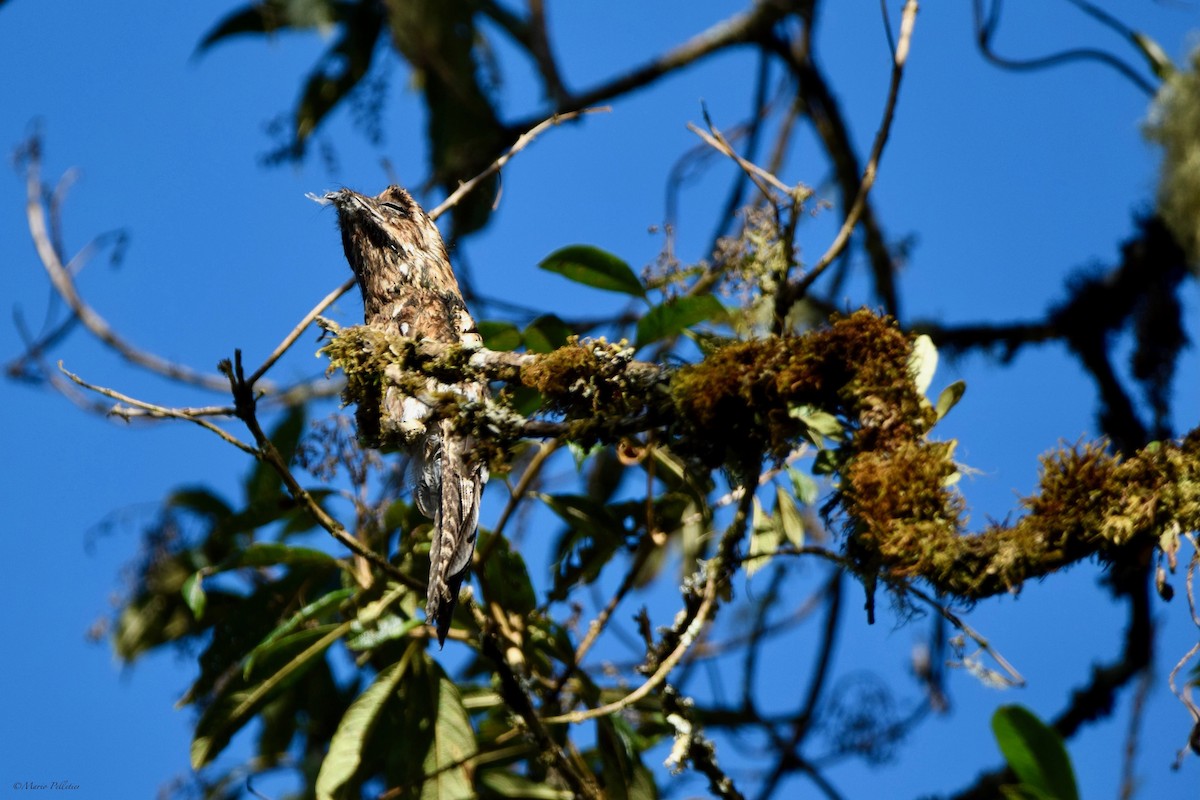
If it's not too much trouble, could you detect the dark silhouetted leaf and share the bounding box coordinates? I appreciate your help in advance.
[480,531,537,616]
[543,493,628,600]
[222,542,338,570]
[196,0,342,54]
[192,620,348,768]
[523,314,573,354]
[479,320,522,352]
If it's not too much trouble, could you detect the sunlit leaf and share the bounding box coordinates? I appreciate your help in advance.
[746,497,781,578]
[316,646,414,800]
[539,245,645,298]
[182,572,207,620]
[411,658,476,799]
[908,334,938,395]
[789,405,843,446]
[787,466,819,506]
[346,613,422,652]
[1132,31,1174,80]
[248,588,354,663]
[935,380,967,421]
[992,705,1079,800]
[775,486,805,548]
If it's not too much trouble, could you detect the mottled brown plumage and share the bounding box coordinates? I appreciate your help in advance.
[323,185,486,646]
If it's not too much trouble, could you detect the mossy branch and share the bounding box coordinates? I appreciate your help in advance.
[321,311,1200,603]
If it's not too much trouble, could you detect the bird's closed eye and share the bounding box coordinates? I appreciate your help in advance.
[381,202,409,217]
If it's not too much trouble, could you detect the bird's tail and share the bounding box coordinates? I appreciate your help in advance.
[414,419,485,646]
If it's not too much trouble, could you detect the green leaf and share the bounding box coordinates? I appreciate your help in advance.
[192,619,350,768]
[746,497,781,578]
[346,613,422,652]
[168,487,233,521]
[244,624,343,682]
[182,572,207,620]
[595,715,655,800]
[523,314,573,354]
[416,660,477,800]
[292,5,384,145]
[539,245,645,298]
[316,646,415,800]
[908,333,939,395]
[787,466,819,506]
[480,532,537,617]
[479,771,573,799]
[789,405,844,446]
[223,542,338,570]
[1132,31,1174,80]
[775,486,805,548]
[246,588,354,668]
[991,705,1079,800]
[634,294,724,348]
[479,320,522,352]
[543,493,628,600]
[812,448,841,476]
[935,380,967,421]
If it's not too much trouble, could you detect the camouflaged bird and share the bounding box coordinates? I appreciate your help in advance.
[323,186,486,646]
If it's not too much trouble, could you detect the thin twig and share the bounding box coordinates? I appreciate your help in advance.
[222,350,418,591]
[248,277,356,385]
[788,0,919,302]
[542,476,758,725]
[430,108,610,221]
[507,0,795,128]
[906,582,1025,688]
[971,0,1157,96]
[23,145,252,394]
[59,362,257,455]
[689,122,796,199]
[477,438,562,565]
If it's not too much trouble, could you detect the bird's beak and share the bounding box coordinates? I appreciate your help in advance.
[305,189,359,209]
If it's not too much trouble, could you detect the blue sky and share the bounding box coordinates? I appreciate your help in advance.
[2,1,1199,798]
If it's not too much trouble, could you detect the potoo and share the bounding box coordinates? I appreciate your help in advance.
[322,186,486,646]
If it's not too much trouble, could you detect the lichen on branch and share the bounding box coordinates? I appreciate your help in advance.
[320,310,1200,605]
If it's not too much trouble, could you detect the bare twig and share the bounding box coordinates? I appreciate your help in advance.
[689,121,794,201]
[543,475,758,725]
[222,350,418,591]
[59,362,257,454]
[22,143,254,394]
[248,277,356,385]
[906,583,1025,688]
[508,0,796,128]
[430,107,610,221]
[788,0,918,303]
[972,0,1157,96]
